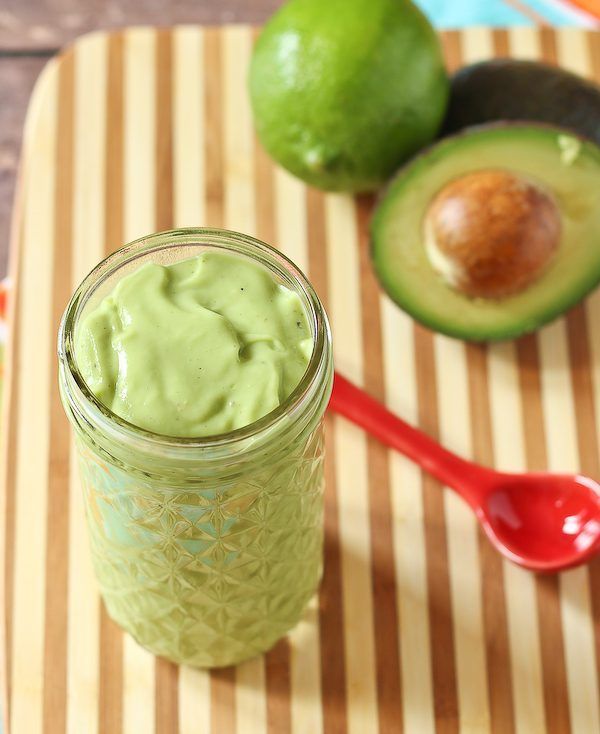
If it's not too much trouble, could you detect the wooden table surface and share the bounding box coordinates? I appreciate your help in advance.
[0,1,283,279]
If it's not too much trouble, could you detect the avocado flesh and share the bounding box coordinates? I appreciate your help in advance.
[443,60,600,145]
[371,124,600,341]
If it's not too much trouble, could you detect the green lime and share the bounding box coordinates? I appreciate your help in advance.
[249,0,449,193]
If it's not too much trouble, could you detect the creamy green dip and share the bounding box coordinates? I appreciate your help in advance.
[75,252,313,437]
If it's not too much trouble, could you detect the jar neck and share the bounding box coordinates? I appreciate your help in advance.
[59,350,332,479]
[58,228,333,478]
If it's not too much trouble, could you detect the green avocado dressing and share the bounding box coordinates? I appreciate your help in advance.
[75,252,313,437]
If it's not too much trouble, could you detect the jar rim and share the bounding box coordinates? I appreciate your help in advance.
[58,227,332,453]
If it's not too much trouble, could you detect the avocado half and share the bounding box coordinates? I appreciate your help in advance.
[371,123,600,341]
[442,59,600,145]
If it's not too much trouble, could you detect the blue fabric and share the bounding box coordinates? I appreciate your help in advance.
[414,0,584,27]
[525,0,588,24]
[415,0,529,27]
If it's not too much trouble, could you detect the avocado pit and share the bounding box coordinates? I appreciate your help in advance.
[424,169,561,298]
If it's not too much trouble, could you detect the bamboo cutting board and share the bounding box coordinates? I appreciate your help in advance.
[3,24,600,734]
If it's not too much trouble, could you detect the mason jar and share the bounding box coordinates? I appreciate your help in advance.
[58,228,333,668]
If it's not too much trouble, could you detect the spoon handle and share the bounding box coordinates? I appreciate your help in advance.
[328,372,491,505]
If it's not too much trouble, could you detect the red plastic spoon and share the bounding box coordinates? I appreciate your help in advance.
[329,372,600,572]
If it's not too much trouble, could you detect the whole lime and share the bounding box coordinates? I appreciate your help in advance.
[249,0,449,193]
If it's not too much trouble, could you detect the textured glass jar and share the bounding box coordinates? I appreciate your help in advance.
[58,228,333,668]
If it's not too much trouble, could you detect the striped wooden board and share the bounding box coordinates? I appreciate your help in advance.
[2,24,600,734]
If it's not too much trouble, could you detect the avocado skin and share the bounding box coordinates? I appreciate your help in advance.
[442,59,600,145]
[249,0,449,193]
[370,122,600,342]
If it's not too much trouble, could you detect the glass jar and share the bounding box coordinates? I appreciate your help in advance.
[58,228,333,668]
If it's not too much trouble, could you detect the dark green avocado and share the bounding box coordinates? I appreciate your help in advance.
[442,59,600,145]
[371,123,600,342]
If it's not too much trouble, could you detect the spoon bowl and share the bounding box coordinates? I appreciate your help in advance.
[479,473,600,572]
[330,371,600,572]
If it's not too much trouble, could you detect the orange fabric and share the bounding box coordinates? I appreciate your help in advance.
[566,0,600,20]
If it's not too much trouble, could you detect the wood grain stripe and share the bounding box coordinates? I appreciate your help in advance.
[122,27,157,734]
[155,29,174,231]
[172,27,212,734]
[492,29,509,56]
[461,26,494,62]
[269,148,324,734]
[269,178,325,734]
[10,55,61,734]
[2,52,58,729]
[557,27,590,71]
[274,168,308,272]
[269,178,320,734]
[43,46,74,734]
[99,612,124,734]
[517,335,571,734]
[105,31,125,255]
[415,31,460,734]
[540,27,558,61]
[253,30,276,250]
[173,26,205,228]
[265,640,292,734]
[463,27,516,734]
[556,31,600,720]
[204,29,224,230]
[67,32,109,734]
[0,298,18,731]
[550,32,600,734]
[508,27,572,734]
[0,112,24,734]
[466,344,515,734]
[223,26,268,734]
[255,139,276,242]
[202,28,236,734]
[264,128,322,734]
[307,189,348,734]
[413,324,458,734]
[319,416,348,734]
[538,319,600,734]
[567,304,600,702]
[355,195,403,734]
[444,32,495,734]
[98,30,124,734]
[223,26,256,236]
[179,666,210,734]
[487,342,546,734]
[211,668,236,734]
[591,29,600,84]
[435,333,490,734]
[253,51,293,734]
[326,192,378,734]
[153,28,180,734]
[508,27,541,58]
[380,302,434,734]
[287,599,322,734]
[124,27,157,241]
